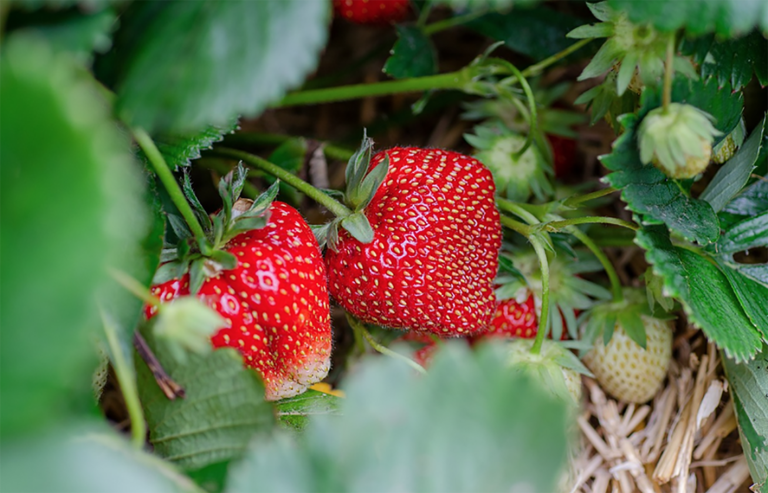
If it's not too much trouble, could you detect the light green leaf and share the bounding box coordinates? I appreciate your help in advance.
[113,0,330,133]
[701,117,766,212]
[0,423,202,493]
[341,212,374,244]
[227,343,571,493]
[722,347,768,489]
[636,226,762,361]
[0,34,148,438]
[136,333,275,471]
[275,389,342,431]
[384,26,437,80]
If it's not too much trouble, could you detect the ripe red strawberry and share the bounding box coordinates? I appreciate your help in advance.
[333,0,410,25]
[146,201,332,401]
[486,293,538,339]
[325,147,502,336]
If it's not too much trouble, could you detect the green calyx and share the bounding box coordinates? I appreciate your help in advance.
[568,2,696,95]
[322,131,389,251]
[638,103,722,179]
[466,122,553,203]
[580,288,674,352]
[155,162,279,293]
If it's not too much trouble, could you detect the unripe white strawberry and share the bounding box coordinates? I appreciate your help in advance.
[583,315,672,403]
[505,338,585,405]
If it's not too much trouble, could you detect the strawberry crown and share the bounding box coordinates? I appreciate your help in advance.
[154,162,279,293]
[315,130,389,252]
[579,287,675,354]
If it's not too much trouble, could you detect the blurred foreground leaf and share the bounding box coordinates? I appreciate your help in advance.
[275,389,342,431]
[111,0,330,133]
[0,423,202,493]
[227,343,571,493]
[0,35,147,437]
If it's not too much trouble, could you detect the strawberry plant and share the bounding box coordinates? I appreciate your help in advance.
[2,0,767,492]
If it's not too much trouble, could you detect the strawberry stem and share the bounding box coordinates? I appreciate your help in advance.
[212,147,353,218]
[496,197,540,226]
[544,216,638,232]
[133,128,208,245]
[567,226,624,303]
[489,58,538,159]
[347,314,427,375]
[562,187,618,208]
[423,9,488,35]
[662,34,675,113]
[223,132,355,162]
[109,267,161,307]
[101,310,147,449]
[500,215,533,237]
[529,238,551,356]
[275,39,592,107]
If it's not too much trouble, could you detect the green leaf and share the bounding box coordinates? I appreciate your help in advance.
[686,31,768,90]
[156,119,239,170]
[275,389,342,431]
[383,25,437,80]
[430,0,540,10]
[470,6,594,62]
[722,173,768,218]
[636,226,762,361]
[10,8,116,65]
[136,334,275,470]
[341,212,374,244]
[720,267,768,340]
[152,297,226,363]
[701,116,766,212]
[0,35,149,438]
[716,212,768,256]
[112,0,330,133]
[227,343,571,493]
[609,0,768,37]
[0,423,203,493]
[722,347,768,487]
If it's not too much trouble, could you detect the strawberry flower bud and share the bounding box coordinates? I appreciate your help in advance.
[638,103,722,179]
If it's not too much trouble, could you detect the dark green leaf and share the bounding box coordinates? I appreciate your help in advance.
[384,26,437,80]
[0,35,149,437]
[136,333,275,471]
[112,0,330,133]
[701,116,766,212]
[275,389,342,431]
[695,31,768,89]
[717,212,768,255]
[157,119,239,170]
[609,0,768,37]
[721,173,768,218]
[341,212,374,244]
[351,155,389,211]
[636,226,762,361]
[10,8,116,64]
[0,423,203,493]
[722,347,768,486]
[469,6,592,62]
[227,343,570,493]
[720,266,768,340]
[182,170,214,231]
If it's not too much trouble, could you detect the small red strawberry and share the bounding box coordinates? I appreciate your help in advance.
[333,0,410,25]
[325,146,502,336]
[547,134,577,178]
[400,332,441,367]
[487,293,538,339]
[146,168,332,401]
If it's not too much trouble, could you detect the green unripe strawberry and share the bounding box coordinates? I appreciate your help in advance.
[638,103,721,179]
[583,315,672,403]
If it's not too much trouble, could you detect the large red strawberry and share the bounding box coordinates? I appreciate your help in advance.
[325,147,502,336]
[146,172,332,401]
[333,0,410,25]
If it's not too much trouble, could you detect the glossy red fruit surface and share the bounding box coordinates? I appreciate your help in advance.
[326,147,502,336]
[146,202,332,401]
[332,0,410,25]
